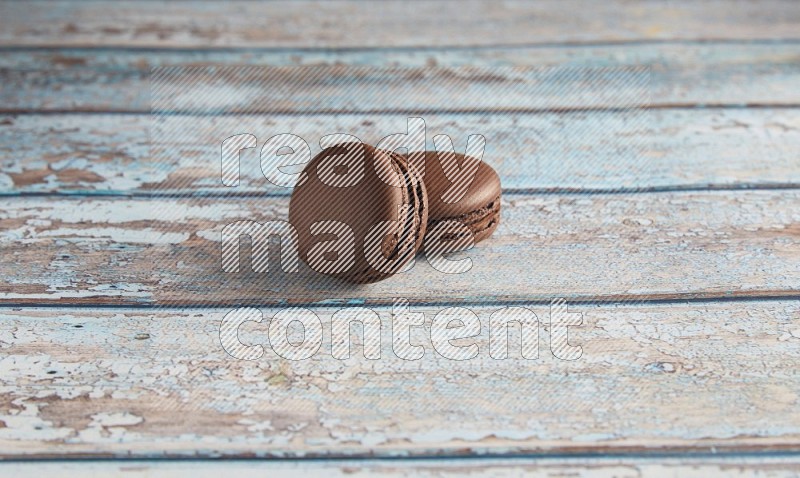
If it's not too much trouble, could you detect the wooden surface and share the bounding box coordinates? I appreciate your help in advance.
[0,42,800,113]
[3,44,800,112]
[1,1,799,48]
[1,301,800,458]
[3,109,799,195]
[5,456,800,477]
[5,457,800,478]
[2,191,799,306]
[1,0,799,475]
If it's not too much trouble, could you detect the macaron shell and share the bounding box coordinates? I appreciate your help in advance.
[421,151,501,243]
[288,143,425,283]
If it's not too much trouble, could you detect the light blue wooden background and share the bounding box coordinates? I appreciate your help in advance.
[0,1,799,476]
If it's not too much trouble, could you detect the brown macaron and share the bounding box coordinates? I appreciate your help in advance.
[288,142,427,283]
[417,151,501,244]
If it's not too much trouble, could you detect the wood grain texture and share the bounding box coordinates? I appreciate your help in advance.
[0,191,798,306]
[0,301,798,458]
[1,0,799,467]
[1,1,799,48]
[2,108,799,195]
[3,43,800,112]
[5,456,800,477]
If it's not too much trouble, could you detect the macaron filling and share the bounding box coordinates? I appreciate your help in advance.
[344,150,426,283]
[380,153,427,262]
[430,194,500,241]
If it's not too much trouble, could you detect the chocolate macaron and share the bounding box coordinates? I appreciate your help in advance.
[417,151,501,244]
[289,142,427,283]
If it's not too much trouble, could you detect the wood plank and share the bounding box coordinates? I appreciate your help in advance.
[6,43,799,72]
[0,190,797,306]
[3,43,800,112]
[5,456,800,477]
[1,1,798,48]
[0,300,798,458]
[2,108,799,195]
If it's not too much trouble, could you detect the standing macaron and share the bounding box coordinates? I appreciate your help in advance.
[288,142,427,283]
[414,151,501,244]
